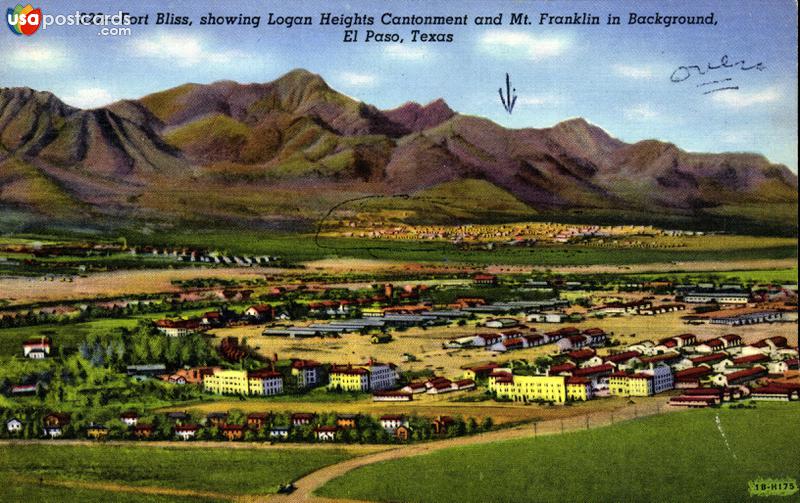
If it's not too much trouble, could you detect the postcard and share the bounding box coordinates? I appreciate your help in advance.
[0,0,797,502]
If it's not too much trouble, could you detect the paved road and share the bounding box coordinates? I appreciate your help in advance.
[272,398,675,503]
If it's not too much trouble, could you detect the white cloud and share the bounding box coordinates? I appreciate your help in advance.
[517,94,565,106]
[7,44,68,69]
[62,88,114,109]
[383,44,431,61]
[613,64,655,80]
[623,103,660,121]
[478,30,568,60]
[710,86,783,109]
[337,71,377,87]
[131,34,253,67]
[719,130,754,145]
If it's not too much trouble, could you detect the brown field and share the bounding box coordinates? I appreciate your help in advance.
[483,258,798,275]
[2,256,795,306]
[0,267,284,305]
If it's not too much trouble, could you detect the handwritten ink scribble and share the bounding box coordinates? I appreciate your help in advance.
[499,73,517,114]
[669,54,764,95]
[670,54,765,83]
[697,78,733,88]
[703,86,739,95]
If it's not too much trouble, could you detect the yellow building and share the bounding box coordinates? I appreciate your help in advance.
[489,374,567,403]
[204,369,284,396]
[608,372,653,397]
[328,366,369,391]
[361,308,384,317]
[204,369,250,395]
[566,377,593,401]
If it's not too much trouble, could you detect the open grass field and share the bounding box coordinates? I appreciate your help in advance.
[0,481,218,503]
[0,318,140,358]
[0,443,353,499]
[318,403,800,503]
[131,231,798,266]
[628,267,799,284]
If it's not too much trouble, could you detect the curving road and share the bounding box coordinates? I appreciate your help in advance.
[271,398,674,503]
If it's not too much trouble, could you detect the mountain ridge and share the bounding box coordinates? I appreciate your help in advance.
[0,68,796,234]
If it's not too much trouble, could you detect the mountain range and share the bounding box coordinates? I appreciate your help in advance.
[0,69,796,235]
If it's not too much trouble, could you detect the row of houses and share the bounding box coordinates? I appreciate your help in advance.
[484,332,798,404]
[447,326,608,354]
[6,410,459,442]
[131,246,278,267]
[154,304,275,336]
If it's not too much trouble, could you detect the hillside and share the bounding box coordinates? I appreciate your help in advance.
[0,69,796,234]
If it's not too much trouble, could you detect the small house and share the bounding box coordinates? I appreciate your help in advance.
[314,425,338,441]
[6,418,22,433]
[174,424,200,440]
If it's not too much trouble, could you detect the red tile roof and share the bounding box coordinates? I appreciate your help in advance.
[604,351,641,364]
[690,353,729,365]
[573,364,614,377]
[675,367,713,380]
[724,366,767,383]
[732,354,770,365]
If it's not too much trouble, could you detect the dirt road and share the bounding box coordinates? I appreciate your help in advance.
[271,397,675,503]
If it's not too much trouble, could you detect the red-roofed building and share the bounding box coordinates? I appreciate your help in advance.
[291,359,322,388]
[640,352,682,366]
[473,273,498,286]
[548,362,577,376]
[675,366,713,388]
[154,318,201,337]
[220,423,245,441]
[720,334,743,348]
[291,413,316,426]
[568,348,596,363]
[732,354,770,366]
[23,336,51,359]
[314,425,338,441]
[714,366,768,387]
[690,353,729,366]
[669,395,717,408]
[750,385,799,401]
[244,304,274,322]
[696,338,725,353]
[602,350,642,367]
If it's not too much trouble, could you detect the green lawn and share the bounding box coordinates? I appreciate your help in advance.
[0,444,352,496]
[0,482,220,503]
[0,318,139,358]
[125,230,797,266]
[630,268,799,285]
[319,404,800,503]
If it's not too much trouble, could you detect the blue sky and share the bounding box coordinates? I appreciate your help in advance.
[1,0,797,170]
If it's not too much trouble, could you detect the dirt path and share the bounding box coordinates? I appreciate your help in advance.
[3,398,675,503]
[0,438,388,454]
[271,397,676,503]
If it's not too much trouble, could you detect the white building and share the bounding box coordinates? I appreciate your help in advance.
[641,364,674,394]
[368,363,399,391]
[174,425,199,440]
[248,370,285,396]
[6,418,22,433]
[23,337,51,358]
[379,415,407,432]
[527,313,566,323]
